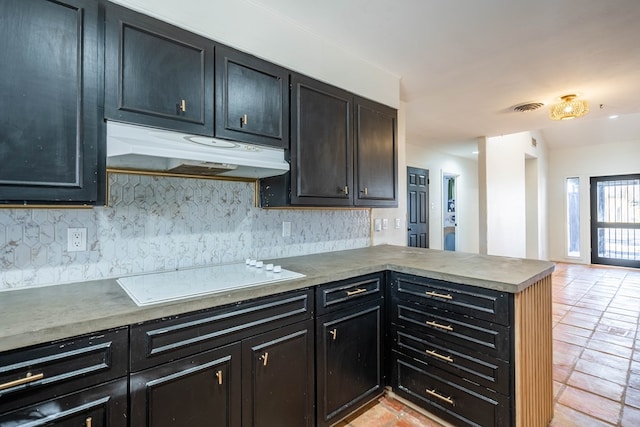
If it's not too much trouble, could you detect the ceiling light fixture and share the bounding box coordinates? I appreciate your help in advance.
[549,94,589,120]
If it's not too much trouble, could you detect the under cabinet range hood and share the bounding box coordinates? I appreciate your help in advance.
[106,121,289,179]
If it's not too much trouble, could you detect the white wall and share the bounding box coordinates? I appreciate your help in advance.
[404,144,479,253]
[547,140,640,263]
[483,131,549,259]
[110,0,399,108]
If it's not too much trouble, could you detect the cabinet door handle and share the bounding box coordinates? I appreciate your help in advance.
[425,388,454,405]
[215,370,223,385]
[360,187,368,195]
[260,352,269,366]
[0,372,44,391]
[339,186,349,195]
[426,320,454,332]
[425,290,453,300]
[426,349,454,363]
[85,417,92,427]
[241,114,248,126]
[329,328,337,341]
[346,288,367,297]
[178,99,186,112]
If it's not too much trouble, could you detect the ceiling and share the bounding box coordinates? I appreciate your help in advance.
[249,0,640,157]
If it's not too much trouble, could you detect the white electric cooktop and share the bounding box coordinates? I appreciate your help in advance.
[117,262,305,306]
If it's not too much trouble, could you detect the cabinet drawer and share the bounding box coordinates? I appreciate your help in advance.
[0,378,128,426]
[391,325,510,395]
[391,272,511,325]
[131,289,312,371]
[393,355,510,427]
[0,327,128,412]
[316,273,383,314]
[392,300,510,361]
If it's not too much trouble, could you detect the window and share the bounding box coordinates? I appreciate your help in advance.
[566,177,580,257]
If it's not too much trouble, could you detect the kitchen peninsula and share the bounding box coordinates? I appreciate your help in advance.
[0,246,554,426]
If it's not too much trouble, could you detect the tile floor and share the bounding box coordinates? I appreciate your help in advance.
[337,262,640,427]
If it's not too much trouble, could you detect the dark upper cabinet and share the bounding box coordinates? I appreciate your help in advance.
[354,96,398,207]
[260,74,398,208]
[288,73,354,206]
[215,45,289,148]
[0,0,103,205]
[104,3,214,135]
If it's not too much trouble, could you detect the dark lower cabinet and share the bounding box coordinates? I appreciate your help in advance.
[242,320,315,427]
[0,377,127,427]
[0,0,102,205]
[130,343,241,427]
[316,303,383,426]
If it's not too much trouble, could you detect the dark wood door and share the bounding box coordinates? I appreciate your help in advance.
[242,320,314,427]
[0,379,127,426]
[0,0,102,205]
[130,343,241,427]
[316,303,383,427]
[354,97,398,207]
[290,73,353,206]
[407,167,429,247]
[215,45,288,148]
[105,3,214,135]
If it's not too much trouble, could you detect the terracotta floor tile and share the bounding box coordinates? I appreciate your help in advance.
[554,363,574,383]
[555,323,595,338]
[601,311,639,324]
[379,395,405,412]
[346,403,398,427]
[621,406,640,427]
[554,380,564,399]
[587,339,634,359]
[558,386,622,423]
[629,373,640,390]
[580,348,631,371]
[625,387,640,409]
[549,403,616,427]
[574,359,629,385]
[567,371,625,402]
[591,331,635,349]
[631,360,640,374]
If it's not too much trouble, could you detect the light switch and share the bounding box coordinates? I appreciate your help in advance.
[374,219,382,232]
[395,218,401,229]
[382,218,388,230]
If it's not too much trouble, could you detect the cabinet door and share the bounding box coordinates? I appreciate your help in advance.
[0,0,102,204]
[354,97,398,207]
[215,45,289,148]
[130,343,241,427]
[242,320,314,427]
[0,379,127,426]
[290,73,353,206]
[105,4,214,135]
[316,303,383,426]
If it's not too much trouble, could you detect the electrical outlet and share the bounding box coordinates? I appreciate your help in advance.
[382,218,388,230]
[282,221,291,238]
[395,218,401,229]
[67,228,87,252]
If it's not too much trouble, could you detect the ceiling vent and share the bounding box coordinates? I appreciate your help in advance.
[513,102,544,112]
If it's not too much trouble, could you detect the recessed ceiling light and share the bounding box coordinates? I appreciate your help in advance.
[472,151,479,154]
[608,115,619,119]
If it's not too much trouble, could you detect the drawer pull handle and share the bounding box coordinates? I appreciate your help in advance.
[260,352,269,367]
[425,291,453,300]
[426,320,454,332]
[86,417,92,427]
[178,99,186,112]
[330,328,337,340]
[346,288,367,296]
[0,372,44,391]
[426,349,454,363]
[425,388,454,405]
[216,370,223,385]
[241,114,248,126]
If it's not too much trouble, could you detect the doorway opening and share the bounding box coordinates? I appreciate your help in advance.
[443,173,457,251]
[407,167,429,248]
[590,174,640,268]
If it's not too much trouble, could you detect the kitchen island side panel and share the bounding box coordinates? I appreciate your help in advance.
[514,273,553,426]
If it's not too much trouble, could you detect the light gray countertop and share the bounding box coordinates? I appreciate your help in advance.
[0,245,554,353]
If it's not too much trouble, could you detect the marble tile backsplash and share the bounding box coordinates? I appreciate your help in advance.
[0,173,371,291]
